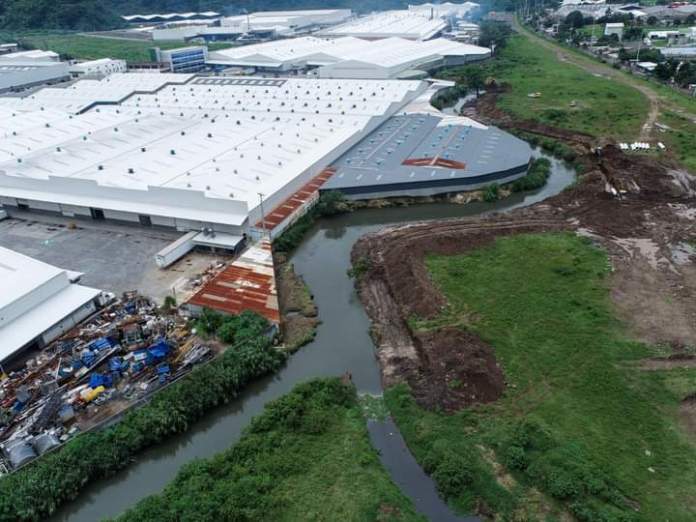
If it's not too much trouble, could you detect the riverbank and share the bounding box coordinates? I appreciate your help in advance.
[351,140,696,518]
[113,378,425,522]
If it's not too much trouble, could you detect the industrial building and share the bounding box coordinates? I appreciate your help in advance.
[152,46,209,73]
[149,9,352,42]
[407,2,479,18]
[0,61,70,93]
[0,49,69,93]
[207,36,490,78]
[322,11,447,40]
[122,11,221,24]
[0,73,426,240]
[0,247,104,364]
[69,58,127,78]
[322,113,532,198]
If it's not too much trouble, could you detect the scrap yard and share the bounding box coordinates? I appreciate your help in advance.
[0,291,216,472]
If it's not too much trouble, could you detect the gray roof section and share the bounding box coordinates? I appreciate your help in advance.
[323,113,532,193]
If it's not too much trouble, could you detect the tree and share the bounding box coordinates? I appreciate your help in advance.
[624,26,644,41]
[478,20,512,52]
[462,67,485,97]
[565,10,585,29]
[647,16,658,26]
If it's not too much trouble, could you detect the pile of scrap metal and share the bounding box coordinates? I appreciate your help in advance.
[0,292,213,473]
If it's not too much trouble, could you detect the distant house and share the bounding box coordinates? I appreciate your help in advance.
[604,22,625,40]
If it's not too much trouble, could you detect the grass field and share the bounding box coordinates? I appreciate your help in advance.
[116,379,424,522]
[0,32,233,62]
[386,233,696,520]
[441,35,648,140]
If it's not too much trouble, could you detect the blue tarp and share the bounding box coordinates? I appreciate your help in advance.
[88,373,113,389]
[89,337,113,352]
[108,357,124,373]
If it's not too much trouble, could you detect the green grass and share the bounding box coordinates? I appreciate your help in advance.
[0,31,232,62]
[116,379,424,522]
[441,35,648,140]
[386,232,696,520]
[658,111,696,173]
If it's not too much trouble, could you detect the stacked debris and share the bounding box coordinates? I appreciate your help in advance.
[0,292,215,473]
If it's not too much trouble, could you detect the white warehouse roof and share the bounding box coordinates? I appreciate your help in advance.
[322,10,448,40]
[0,74,426,229]
[208,36,490,77]
[408,2,479,18]
[0,247,101,362]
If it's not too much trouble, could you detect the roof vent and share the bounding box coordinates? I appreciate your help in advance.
[128,168,134,174]
[141,147,146,152]
[170,149,176,155]
[98,165,103,170]
[207,133,213,138]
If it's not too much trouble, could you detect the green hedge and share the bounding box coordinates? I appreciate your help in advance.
[0,313,286,522]
[510,157,552,192]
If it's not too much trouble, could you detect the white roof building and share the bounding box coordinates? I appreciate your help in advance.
[208,36,490,78]
[69,58,127,78]
[0,247,102,362]
[221,9,352,33]
[0,50,60,63]
[322,11,448,40]
[408,2,479,18]
[0,74,426,234]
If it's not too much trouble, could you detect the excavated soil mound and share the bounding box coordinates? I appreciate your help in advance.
[352,140,696,412]
[353,219,567,412]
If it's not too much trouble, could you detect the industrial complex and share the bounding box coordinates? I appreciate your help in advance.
[0,72,531,242]
[0,1,545,483]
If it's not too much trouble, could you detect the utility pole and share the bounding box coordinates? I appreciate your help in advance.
[258,192,268,239]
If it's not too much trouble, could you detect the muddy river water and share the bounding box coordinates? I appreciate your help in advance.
[51,151,575,522]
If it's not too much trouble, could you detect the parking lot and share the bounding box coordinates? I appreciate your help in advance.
[0,213,230,302]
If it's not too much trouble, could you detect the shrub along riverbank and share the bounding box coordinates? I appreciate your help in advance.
[0,312,286,522]
[385,233,696,520]
[114,378,424,522]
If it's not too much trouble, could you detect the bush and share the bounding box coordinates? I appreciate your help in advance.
[483,183,500,202]
[432,453,474,498]
[0,312,286,522]
[510,157,552,192]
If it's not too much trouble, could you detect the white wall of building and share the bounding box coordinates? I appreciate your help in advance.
[70,59,127,78]
[0,62,70,92]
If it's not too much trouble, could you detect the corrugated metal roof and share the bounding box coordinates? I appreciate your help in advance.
[186,240,280,323]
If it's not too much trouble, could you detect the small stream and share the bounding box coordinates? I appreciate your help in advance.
[51,150,575,522]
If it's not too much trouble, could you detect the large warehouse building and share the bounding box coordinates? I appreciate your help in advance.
[208,36,490,78]
[322,10,449,40]
[0,247,103,364]
[0,73,426,238]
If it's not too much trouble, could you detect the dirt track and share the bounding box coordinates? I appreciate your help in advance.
[352,139,696,411]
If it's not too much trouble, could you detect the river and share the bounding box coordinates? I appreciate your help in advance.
[51,150,575,522]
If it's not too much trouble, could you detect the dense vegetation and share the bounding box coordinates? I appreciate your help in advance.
[0,0,124,31]
[0,312,285,522]
[510,157,551,192]
[387,233,696,520]
[115,378,424,522]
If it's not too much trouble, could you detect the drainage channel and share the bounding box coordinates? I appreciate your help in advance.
[50,150,575,522]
